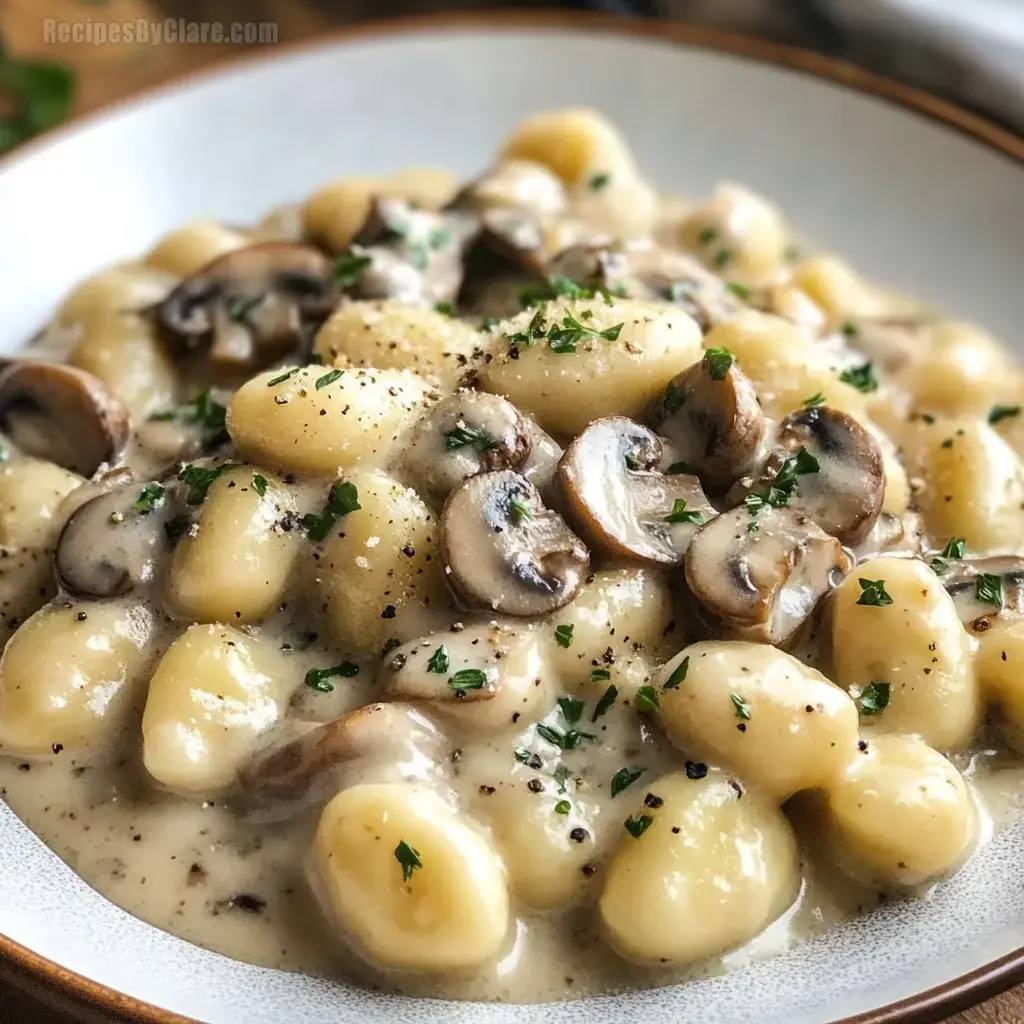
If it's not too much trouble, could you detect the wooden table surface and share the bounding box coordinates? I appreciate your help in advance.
[2,0,1023,1021]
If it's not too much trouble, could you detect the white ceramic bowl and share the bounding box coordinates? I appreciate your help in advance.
[1,13,1023,1024]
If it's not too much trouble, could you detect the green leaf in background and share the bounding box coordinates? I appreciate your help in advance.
[0,29,76,156]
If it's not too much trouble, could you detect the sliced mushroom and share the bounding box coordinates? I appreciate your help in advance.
[938,556,1024,632]
[558,417,715,566]
[648,353,766,487]
[685,505,852,646]
[402,389,533,503]
[380,622,550,732]
[55,479,176,598]
[240,702,444,806]
[521,421,563,498]
[439,469,588,616]
[0,362,130,476]
[454,160,567,219]
[730,406,885,546]
[546,241,742,331]
[156,243,336,370]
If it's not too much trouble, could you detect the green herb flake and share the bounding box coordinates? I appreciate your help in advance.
[332,251,373,287]
[426,645,449,674]
[444,425,499,452]
[588,172,611,191]
[839,362,878,393]
[178,464,228,505]
[704,347,733,380]
[941,438,954,449]
[858,681,891,716]
[554,799,571,815]
[510,494,533,523]
[557,696,585,725]
[554,624,574,649]
[252,475,268,498]
[664,499,704,525]
[132,483,165,514]
[697,226,717,245]
[394,839,422,882]
[663,656,689,690]
[841,321,859,338]
[303,481,361,541]
[304,662,359,693]
[624,814,653,838]
[989,405,1021,425]
[181,390,227,432]
[552,764,573,792]
[315,369,343,390]
[635,685,660,713]
[803,392,826,408]
[929,537,966,576]
[434,301,455,317]
[745,446,820,514]
[726,282,751,300]
[976,573,1004,608]
[730,693,752,720]
[267,367,302,387]
[449,668,487,690]
[535,723,595,750]
[590,668,611,683]
[856,578,893,607]
[712,248,733,269]
[592,684,618,722]
[663,381,685,414]
[610,765,645,797]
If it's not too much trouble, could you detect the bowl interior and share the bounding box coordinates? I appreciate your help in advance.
[1,17,1023,1024]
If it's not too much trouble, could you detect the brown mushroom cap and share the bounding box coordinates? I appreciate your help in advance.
[55,479,176,598]
[685,504,853,646]
[731,406,884,546]
[240,702,443,805]
[0,362,130,476]
[439,469,589,616]
[558,416,715,566]
[403,389,533,503]
[546,241,742,331]
[648,353,766,487]
[156,242,336,370]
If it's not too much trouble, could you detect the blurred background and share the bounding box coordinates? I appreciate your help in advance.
[1,0,1022,158]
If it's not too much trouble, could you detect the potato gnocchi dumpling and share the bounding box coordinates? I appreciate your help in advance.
[825,734,976,886]
[4,105,1024,1004]
[831,556,979,750]
[142,624,294,795]
[314,783,509,970]
[599,770,798,965]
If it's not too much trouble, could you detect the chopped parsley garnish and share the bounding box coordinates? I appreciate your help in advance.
[303,481,361,541]
[557,696,585,725]
[841,321,859,337]
[554,799,571,815]
[426,645,449,674]
[449,669,487,690]
[664,499,704,525]
[940,438,954,449]
[976,573,1004,608]
[332,250,372,286]
[856,578,893,607]
[304,661,359,693]
[730,693,752,720]
[516,275,616,310]
[745,446,819,514]
[839,362,878,393]
[267,367,301,387]
[535,723,595,750]
[178,464,229,505]
[434,301,455,317]
[590,668,611,683]
[858,681,891,716]
[588,172,611,191]
[712,249,732,269]
[252,475,268,498]
[726,282,750,299]
[624,814,653,838]
[663,656,689,690]
[552,764,573,792]
[132,483,165,513]
[989,405,1021,425]
[509,494,532,523]
[592,684,618,722]
[704,347,733,380]
[381,637,402,657]
[554,624,574,649]
[663,381,685,414]
[610,766,645,797]
[697,226,717,245]
[315,369,343,390]
[394,840,422,882]
[546,311,623,353]
[444,425,499,452]
[181,389,227,433]
[803,392,826,408]
[929,537,965,576]
[634,686,660,712]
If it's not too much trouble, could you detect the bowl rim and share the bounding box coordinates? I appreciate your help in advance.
[0,9,1022,1024]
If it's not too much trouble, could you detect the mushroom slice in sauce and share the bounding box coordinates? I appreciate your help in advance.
[938,556,1024,632]
[546,241,742,330]
[439,469,589,616]
[558,417,715,566]
[0,362,130,476]
[156,243,336,370]
[240,702,443,806]
[732,407,885,546]
[55,479,176,597]
[685,505,853,646]
[648,353,766,488]
[402,389,533,503]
